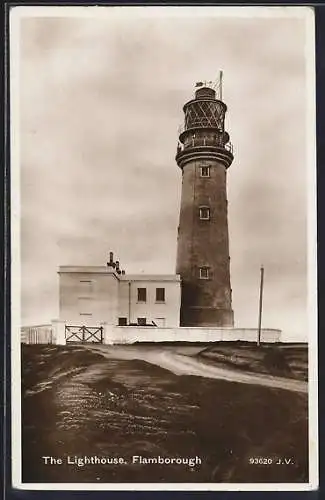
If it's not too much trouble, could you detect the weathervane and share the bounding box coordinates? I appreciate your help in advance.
[195,70,223,100]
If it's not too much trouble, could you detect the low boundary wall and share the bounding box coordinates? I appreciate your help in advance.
[104,326,281,344]
[46,321,281,345]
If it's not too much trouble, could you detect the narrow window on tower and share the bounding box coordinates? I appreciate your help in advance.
[200,166,210,177]
[199,206,210,220]
[199,267,210,279]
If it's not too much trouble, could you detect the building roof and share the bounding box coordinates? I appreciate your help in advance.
[58,266,180,281]
[119,274,181,282]
[58,266,115,274]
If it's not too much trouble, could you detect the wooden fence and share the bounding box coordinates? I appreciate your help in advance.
[21,325,54,344]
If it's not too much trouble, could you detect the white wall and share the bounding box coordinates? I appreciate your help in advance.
[23,321,281,345]
[59,270,181,328]
[103,326,281,344]
[59,271,119,325]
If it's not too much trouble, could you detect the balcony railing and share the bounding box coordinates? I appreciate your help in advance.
[177,137,233,155]
[177,123,223,135]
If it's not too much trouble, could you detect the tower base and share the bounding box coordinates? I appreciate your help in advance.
[180,307,234,328]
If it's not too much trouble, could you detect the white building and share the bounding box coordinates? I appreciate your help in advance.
[59,265,181,328]
[55,264,281,345]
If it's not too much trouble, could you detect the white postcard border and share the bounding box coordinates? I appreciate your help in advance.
[9,4,318,492]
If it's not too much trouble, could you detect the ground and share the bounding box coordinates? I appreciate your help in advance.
[198,342,308,381]
[21,343,308,484]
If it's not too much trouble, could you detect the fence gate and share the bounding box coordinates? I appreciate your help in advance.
[65,325,104,344]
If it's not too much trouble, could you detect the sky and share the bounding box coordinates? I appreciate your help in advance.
[13,7,315,341]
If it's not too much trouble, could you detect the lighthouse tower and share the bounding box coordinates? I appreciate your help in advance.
[175,80,234,327]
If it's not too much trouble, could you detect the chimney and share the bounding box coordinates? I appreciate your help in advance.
[107,251,114,267]
[116,261,121,274]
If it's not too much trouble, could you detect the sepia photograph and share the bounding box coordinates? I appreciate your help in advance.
[10,5,317,491]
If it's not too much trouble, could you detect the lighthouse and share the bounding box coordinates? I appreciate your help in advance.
[175,79,234,327]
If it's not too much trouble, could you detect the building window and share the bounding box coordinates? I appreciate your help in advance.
[118,317,127,326]
[137,288,147,302]
[199,267,210,279]
[200,166,210,177]
[79,280,93,296]
[199,206,210,220]
[156,287,165,302]
[137,317,146,326]
[78,297,92,316]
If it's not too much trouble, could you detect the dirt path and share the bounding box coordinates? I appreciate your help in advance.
[82,345,307,394]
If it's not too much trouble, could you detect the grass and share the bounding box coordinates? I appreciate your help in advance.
[198,342,308,381]
[21,344,308,483]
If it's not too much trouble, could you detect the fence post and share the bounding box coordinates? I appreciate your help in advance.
[100,322,108,344]
[51,320,66,345]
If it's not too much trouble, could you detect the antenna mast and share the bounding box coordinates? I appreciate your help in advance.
[257,265,265,347]
[219,70,223,101]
